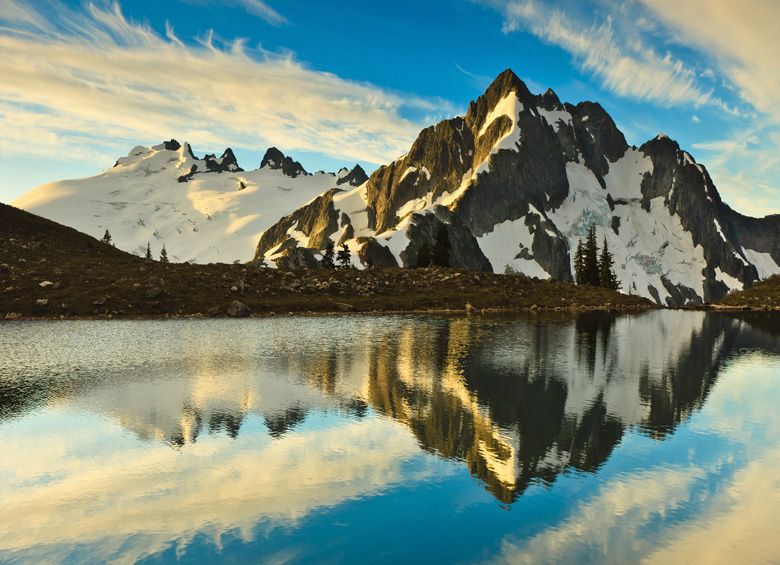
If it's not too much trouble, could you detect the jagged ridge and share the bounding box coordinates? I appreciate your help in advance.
[254,69,780,306]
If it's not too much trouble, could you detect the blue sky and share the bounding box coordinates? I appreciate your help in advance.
[1,0,778,216]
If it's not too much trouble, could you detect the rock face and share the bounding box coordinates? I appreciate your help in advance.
[203,148,243,173]
[260,147,307,178]
[337,164,369,187]
[253,69,780,306]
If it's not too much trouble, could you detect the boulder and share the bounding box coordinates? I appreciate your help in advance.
[227,300,250,317]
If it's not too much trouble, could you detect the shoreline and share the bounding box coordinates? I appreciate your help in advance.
[2,301,658,321]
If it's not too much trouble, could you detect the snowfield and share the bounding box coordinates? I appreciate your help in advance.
[13,143,350,263]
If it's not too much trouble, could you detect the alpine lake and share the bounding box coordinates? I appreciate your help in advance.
[1,310,779,563]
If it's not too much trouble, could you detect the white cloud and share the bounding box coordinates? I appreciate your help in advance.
[181,0,288,26]
[640,0,780,122]
[229,0,287,25]
[0,1,447,171]
[484,0,731,111]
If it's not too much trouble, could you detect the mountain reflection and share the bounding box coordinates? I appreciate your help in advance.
[1,312,779,506]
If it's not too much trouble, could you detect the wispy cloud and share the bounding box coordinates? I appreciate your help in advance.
[455,63,494,92]
[0,1,448,170]
[481,0,733,112]
[180,0,288,26]
[231,0,287,25]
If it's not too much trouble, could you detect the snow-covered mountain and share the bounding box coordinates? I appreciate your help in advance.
[253,69,780,306]
[13,140,367,263]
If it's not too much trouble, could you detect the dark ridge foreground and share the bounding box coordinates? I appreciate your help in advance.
[716,275,780,311]
[0,203,652,319]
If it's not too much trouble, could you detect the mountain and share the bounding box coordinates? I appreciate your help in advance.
[12,141,367,263]
[0,201,650,320]
[253,70,780,306]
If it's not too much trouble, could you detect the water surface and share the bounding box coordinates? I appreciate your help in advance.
[1,311,779,563]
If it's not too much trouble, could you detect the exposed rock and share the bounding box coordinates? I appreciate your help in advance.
[254,189,342,259]
[177,164,198,183]
[163,139,181,151]
[272,241,321,270]
[39,280,54,288]
[35,298,48,307]
[357,238,399,268]
[260,147,307,177]
[400,208,491,271]
[204,148,243,173]
[337,164,369,187]
[227,300,250,317]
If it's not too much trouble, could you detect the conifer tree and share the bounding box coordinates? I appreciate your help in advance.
[321,241,335,269]
[583,224,600,286]
[101,229,112,245]
[336,243,351,269]
[573,239,585,284]
[598,237,620,290]
[145,242,152,260]
[160,244,169,263]
[416,243,432,268]
[431,224,451,268]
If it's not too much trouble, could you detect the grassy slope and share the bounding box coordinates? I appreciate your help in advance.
[0,203,652,319]
[716,275,780,310]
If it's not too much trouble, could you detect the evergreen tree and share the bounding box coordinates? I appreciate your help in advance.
[160,244,169,263]
[582,224,600,286]
[321,241,335,269]
[101,229,112,245]
[145,242,152,260]
[336,243,351,269]
[598,237,620,290]
[416,243,432,268]
[431,224,451,268]
[573,239,585,284]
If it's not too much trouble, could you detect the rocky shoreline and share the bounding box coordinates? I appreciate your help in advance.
[1,263,655,321]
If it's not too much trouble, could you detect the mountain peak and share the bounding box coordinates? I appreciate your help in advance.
[465,68,534,131]
[203,147,243,173]
[537,88,562,110]
[260,147,307,178]
[337,164,369,187]
[484,68,533,101]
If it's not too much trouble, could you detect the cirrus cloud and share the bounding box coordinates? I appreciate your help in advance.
[0,1,450,172]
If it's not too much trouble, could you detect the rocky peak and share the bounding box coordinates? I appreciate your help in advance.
[260,147,307,178]
[163,139,181,151]
[563,101,629,182]
[337,164,369,187]
[203,147,243,173]
[537,88,563,111]
[465,68,534,132]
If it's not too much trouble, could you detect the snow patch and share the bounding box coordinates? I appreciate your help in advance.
[715,267,743,291]
[536,107,573,132]
[477,217,550,279]
[742,247,780,279]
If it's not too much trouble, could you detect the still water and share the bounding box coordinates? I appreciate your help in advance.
[1,311,779,564]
